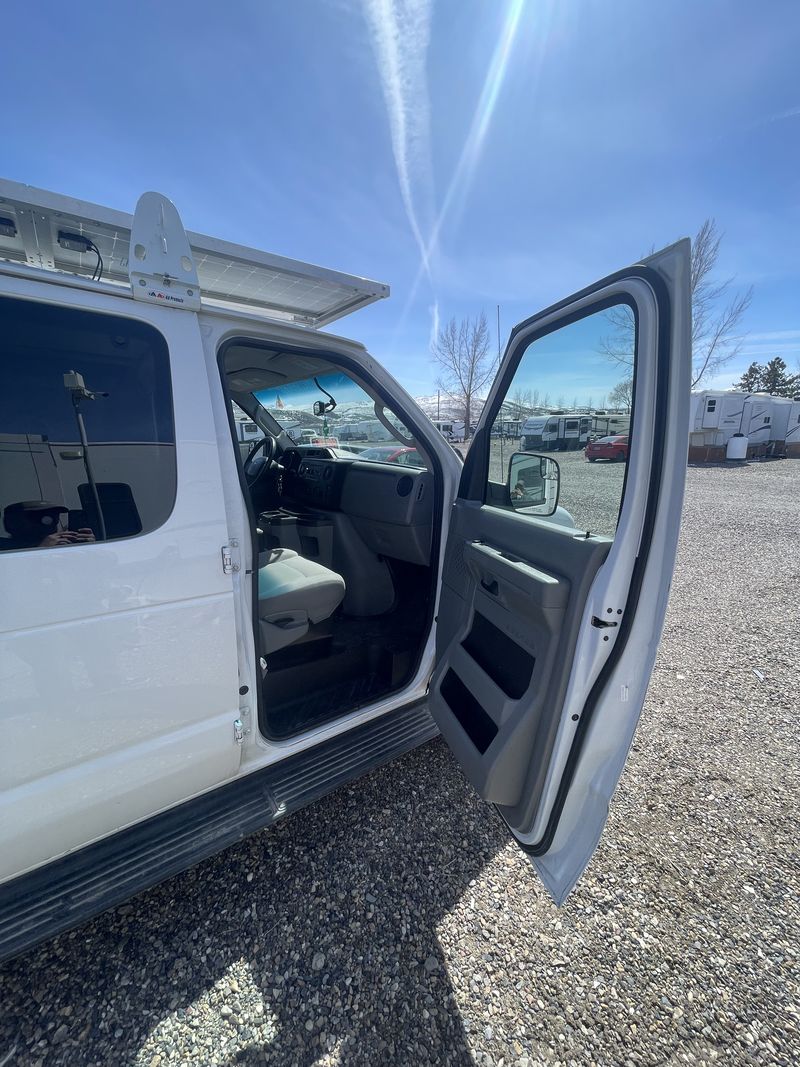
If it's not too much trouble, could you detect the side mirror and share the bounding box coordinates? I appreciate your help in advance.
[312,400,326,417]
[507,452,560,514]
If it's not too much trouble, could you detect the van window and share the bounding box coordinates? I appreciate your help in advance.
[707,399,716,412]
[0,297,175,552]
[486,302,636,538]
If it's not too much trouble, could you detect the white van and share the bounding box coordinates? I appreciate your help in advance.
[0,180,690,962]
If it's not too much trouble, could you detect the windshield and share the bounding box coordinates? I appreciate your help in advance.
[254,372,427,468]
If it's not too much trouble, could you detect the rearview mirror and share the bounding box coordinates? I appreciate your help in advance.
[507,452,560,514]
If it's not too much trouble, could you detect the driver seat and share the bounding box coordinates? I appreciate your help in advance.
[257,549,345,654]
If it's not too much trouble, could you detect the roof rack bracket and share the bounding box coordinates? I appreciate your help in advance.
[129,192,201,310]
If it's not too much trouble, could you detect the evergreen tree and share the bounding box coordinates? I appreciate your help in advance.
[734,362,763,392]
[734,357,800,397]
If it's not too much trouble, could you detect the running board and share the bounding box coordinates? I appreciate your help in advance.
[0,702,436,964]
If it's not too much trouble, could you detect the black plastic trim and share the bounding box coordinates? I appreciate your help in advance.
[0,701,436,965]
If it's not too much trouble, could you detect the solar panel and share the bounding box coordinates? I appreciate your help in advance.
[0,179,389,327]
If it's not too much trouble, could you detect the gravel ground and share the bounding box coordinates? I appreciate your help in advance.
[488,440,625,537]
[1,460,799,1066]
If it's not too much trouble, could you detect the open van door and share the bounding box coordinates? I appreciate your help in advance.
[429,242,691,903]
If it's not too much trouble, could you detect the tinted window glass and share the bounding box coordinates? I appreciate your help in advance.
[0,297,175,552]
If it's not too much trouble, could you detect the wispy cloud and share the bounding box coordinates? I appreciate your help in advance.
[361,0,434,275]
[403,0,528,312]
[428,298,440,351]
[744,329,800,342]
[363,0,528,350]
[768,105,800,123]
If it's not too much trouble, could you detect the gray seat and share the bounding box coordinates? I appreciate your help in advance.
[257,549,345,654]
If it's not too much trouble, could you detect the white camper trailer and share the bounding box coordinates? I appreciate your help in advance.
[432,419,466,442]
[785,399,800,457]
[688,390,774,462]
[0,179,691,961]
[766,396,794,455]
[521,414,592,451]
[590,413,630,439]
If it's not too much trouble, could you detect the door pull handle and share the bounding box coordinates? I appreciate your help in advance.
[481,578,499,596]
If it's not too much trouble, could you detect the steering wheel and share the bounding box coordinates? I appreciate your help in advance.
[243,435,277,487]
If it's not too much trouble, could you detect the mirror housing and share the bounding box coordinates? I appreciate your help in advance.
[507,452,560,515]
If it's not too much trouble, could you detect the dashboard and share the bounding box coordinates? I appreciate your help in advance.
[278,447,433,563]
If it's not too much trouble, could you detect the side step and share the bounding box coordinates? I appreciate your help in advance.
[0,702,436,964]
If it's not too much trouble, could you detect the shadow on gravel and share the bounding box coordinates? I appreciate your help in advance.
[0,739,510,1066]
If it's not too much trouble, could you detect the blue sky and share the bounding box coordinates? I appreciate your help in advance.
[2,0,798,395]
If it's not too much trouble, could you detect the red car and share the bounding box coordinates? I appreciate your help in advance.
[586,434,629,462]
[358,444,425,466]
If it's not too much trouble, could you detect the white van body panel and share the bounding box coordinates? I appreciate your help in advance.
[0,274,242,881]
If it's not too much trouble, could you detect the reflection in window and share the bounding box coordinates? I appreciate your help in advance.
[485,303,636,538]
[0,298,175,553]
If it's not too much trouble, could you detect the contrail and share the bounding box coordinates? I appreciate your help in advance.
[402,0,528,314]
[362,0,435,278]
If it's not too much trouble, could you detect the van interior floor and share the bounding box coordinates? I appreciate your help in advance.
[260,561,430,739]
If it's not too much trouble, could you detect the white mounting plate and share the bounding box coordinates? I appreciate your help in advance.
[0,179,390,327]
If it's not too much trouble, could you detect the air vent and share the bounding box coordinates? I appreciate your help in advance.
[396,475,413,497]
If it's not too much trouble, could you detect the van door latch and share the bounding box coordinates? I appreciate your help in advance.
[591,616,618,629]
[221,540,241,575]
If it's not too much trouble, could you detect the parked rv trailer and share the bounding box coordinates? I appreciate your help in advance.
[233,414,262,459]
[766,397,794,454]
[432,419,466,442]
[590,413,630,439]
[521,415,591,451]
[688,390,774,462]
[786,400,800,457]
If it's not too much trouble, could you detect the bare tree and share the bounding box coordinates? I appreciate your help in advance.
[608,378,634,412]
[431,312,495,439]
[509,387,533,419]
[600,218,752,388]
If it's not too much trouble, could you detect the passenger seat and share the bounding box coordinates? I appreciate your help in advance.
[258,549,345,654]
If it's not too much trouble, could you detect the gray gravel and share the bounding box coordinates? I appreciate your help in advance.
[488,440,625,537]
[1,459,798,1066]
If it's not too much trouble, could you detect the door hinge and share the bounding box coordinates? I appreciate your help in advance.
[234,708,251,745]
[221,539,241,575]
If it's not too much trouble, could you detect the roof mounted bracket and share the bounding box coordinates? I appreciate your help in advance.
[129,191,201,310]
